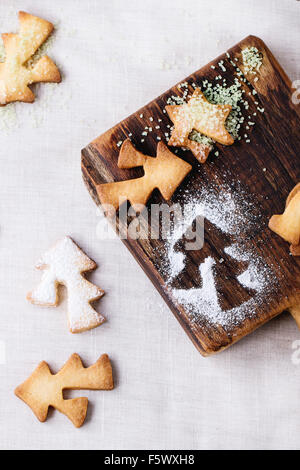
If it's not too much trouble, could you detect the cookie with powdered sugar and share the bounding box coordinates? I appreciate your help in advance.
[27,236,105,333]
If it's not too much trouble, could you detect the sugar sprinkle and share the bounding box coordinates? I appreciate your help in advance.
[160,182,277,330]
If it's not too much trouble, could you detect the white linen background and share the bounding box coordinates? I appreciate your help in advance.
[0,0,299,450]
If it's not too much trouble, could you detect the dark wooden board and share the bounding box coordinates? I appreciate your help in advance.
[82,36,300,356]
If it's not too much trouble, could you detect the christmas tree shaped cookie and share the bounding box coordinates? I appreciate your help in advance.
[15,353,114,427]
[27,237,105,333]
[0,11,61,105]
[97,139,192,213]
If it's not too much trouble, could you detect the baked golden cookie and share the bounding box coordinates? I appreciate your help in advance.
[165,104,213,163]
[165,88,234,161]
[15,354,114,428]
[0,11,61,105]
[27,236,105,333]
[269,183,300,255]
[97,139,192,212]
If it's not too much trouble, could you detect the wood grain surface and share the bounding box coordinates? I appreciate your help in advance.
[82,35,300,356]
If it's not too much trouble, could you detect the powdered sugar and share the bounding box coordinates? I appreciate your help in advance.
[166,183,259,281]
[224,244,269,292]
[166,202,204,279]
[201,189,254,235]
[160,182,277,329]
[173,256,220,311]
[27,236,105,333]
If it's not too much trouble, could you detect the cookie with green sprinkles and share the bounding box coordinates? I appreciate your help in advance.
[241,46,263,77]
[166,104,213,163]
[165,88,234,162]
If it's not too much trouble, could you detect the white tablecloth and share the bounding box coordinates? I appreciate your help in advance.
[1,0,300,450]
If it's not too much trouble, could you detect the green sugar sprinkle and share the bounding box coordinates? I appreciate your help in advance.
[242,46,263,75]
[167,75,253,147]
[201,77,246,140]
[189,129,214,146]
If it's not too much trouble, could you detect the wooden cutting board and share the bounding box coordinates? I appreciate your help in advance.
[82,35,300,356]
